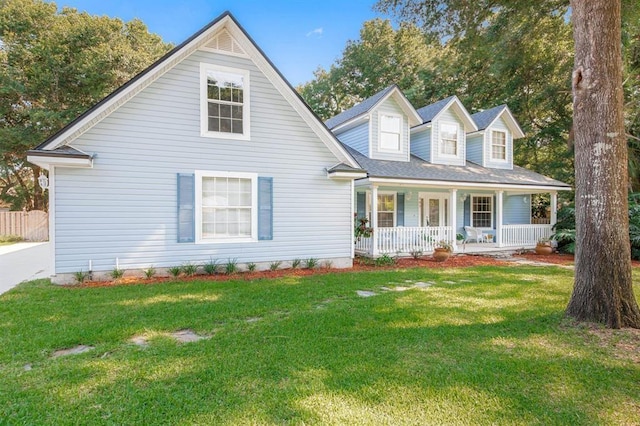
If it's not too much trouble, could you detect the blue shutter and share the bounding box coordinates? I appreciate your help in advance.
[258,177,273,240]
[397,193,405,226]
[357,192,366,220]
[177,173,195,243]
[464,197,471,227]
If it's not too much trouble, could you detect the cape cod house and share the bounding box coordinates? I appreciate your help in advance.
[27,12,366,283]
[325,86,571,257]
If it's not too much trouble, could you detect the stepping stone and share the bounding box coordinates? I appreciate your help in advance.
[393,286,410,292]
[379,286,392,291]
[51,345,94,358]
[171,329,210,343]
[130,336,149,347]
[246,317,261,323]
[459,279,473,283]
[443,280,456,284]
[414,282,434,288]
[357,290,377,297]
[23,364,32,371]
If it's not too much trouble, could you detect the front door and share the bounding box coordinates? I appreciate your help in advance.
[419,193,449,228]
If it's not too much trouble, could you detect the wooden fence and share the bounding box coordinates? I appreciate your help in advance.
[0,210,49,241]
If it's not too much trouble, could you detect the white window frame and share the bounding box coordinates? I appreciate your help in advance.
[378,112,402,153]
[439,121,459,157]
[195,170,258,244]
[200,63,251,141]
[490,130,508,161]
[470,194,494,229]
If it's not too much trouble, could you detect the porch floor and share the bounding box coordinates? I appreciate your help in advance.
[455,243,535,254]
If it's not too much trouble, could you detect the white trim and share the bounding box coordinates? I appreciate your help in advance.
[327,171,368,180]
[330,114,369,134]
[377,111,403,153]
[351,180,355,259]
[363,177,571,192]
[48,166,56,276]
[483,107,525,139]
[194,170,258,244]
[368,113,373,157]
[26,155,93,170]
[410,122,432,133]
[431,96,478,132]
[490,129,508,162]
[470,194,494,229]
[199,63,250,141]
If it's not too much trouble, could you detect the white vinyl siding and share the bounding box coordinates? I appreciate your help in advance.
[200,63,250,140]
[466,134,483,165]
[370,97,409,162]
[52,49,352,274]
[504,194,531,224]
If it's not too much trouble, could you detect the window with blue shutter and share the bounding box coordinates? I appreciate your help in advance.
[177,173,195,243]
[258,177,273,240]
[397,193,405,226]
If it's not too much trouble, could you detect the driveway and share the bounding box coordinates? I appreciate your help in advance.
[0,242,50,295]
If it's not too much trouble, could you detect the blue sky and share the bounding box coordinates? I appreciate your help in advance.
[52,0,386,86]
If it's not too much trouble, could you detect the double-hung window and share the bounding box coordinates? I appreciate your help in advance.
[440,123,458,156]
[377,193,395,227]
[380,114,401,151]
[200,64,250,140]
[195,171,257,242]
[491,130,507,160]
[471,195,493,228]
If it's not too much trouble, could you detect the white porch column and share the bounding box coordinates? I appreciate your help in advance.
[496,190,504,247]
[371,185,379,256]
[450,188,457,251]
[550,191,558,227]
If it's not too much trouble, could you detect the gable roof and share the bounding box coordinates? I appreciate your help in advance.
[343,144,570,190]
[471,105,526,138]
[414,95,477,132]
[325,85,422,130]
[30,12,359,169]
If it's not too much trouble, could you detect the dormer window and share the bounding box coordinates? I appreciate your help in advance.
[440,123,458,156]
[491,130,507,160]
[200,63,250,140]
[379,114,401,152]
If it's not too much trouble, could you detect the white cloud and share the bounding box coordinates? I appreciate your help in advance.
[306,27,323,38]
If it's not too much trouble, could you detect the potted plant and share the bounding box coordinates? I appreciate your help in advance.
[433,240,453,262]
[535,237,553,255]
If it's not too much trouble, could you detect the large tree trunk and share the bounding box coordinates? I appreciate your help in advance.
[567,0,640,328]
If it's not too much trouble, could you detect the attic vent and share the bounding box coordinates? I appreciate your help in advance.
[204,29,246,55]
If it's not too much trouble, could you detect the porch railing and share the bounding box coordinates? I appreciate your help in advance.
[355,226,454,255]
[502,224,552,246]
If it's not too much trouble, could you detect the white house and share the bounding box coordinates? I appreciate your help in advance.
[27,12,366,283]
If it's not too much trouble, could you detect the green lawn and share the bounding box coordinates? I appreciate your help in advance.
[1,266,639,425]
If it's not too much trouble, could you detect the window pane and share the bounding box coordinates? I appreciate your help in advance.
[232,105,243,119]
[220,104,231,118]
[208,117,219,132]
[380,132,400,150]
[232,119,243,134]
[220,118,232,133]
[208,102,220,118]
[378,212,394,227]
[207,83,220,100]
[381,115,400,133]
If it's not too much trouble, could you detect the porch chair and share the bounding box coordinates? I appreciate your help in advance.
[464,226,482,243]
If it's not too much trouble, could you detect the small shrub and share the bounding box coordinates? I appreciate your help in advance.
[247,262,257,272]
[269,261,282,271]
[224,258,238,275]
[291,258,302,269]
[375,253,396,267]
[304,258,318,269]
[409,248,423,259]
[110,268,124,280]
[143,266,156,279]
[323,260,333,269]
[168,266,182,278]
[182,262,198,277]
[73,270,89,283]
[203,258,219,275]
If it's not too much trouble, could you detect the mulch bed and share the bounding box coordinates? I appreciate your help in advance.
[514,252,640,267]
[75,254,510,289]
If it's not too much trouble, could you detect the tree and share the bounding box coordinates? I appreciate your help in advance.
[0,0,171,210]
[566,0,640,328]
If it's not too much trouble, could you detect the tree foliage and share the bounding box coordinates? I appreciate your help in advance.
[0,0,171,210]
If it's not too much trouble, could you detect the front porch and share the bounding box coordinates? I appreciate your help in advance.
[355,224,553,256]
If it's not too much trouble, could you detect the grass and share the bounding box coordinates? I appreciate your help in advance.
[1,265,639,424]
[0,234,22,246]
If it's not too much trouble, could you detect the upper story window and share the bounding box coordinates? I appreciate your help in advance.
[200,63,250,140]
[440,122,458,156]
[491,130,507,160]
[379,114,401,151]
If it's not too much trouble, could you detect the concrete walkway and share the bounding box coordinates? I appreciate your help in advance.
[0,242,50,295]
